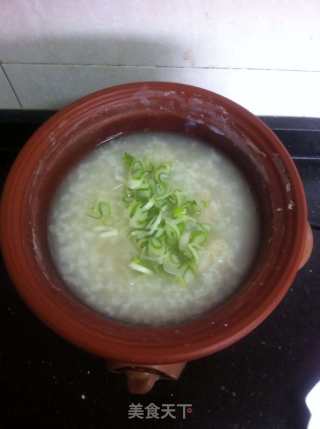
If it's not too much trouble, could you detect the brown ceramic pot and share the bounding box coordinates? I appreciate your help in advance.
[0,82,313,394]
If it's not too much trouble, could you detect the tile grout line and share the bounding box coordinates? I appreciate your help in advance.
[0,64,23,108]
[2,62,320,73]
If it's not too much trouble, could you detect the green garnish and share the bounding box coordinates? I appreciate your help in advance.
[87,152,211,285]
[122,152,210,284]
[88,200,111,225]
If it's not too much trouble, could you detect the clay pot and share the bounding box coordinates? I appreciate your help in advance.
[0,82,313,394]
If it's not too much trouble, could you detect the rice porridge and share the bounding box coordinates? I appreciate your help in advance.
[48,132,259,325]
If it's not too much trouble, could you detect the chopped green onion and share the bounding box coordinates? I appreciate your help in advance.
[129,257,153,275]
[123,152,135,169]
[88,200,111,224]
[122,152,211,283]
[100,229,118,238]
[87,153,211,284]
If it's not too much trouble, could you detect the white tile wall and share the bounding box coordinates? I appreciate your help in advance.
[0,67,20,109]
[4,64,320,117]
[1,0,320,70]
[0,0,319,114]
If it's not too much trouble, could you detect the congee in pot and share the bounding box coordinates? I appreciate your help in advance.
[48,132,259,325]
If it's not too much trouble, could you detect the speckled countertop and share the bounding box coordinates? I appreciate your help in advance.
[0,113,319,429]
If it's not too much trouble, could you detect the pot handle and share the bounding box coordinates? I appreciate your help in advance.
[298,223,313,270]
[107,361,186,394]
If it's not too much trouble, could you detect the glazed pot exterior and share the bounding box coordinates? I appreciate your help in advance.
[0,83,312,392]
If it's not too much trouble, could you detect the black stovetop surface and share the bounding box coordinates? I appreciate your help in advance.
[0,113,319,429]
